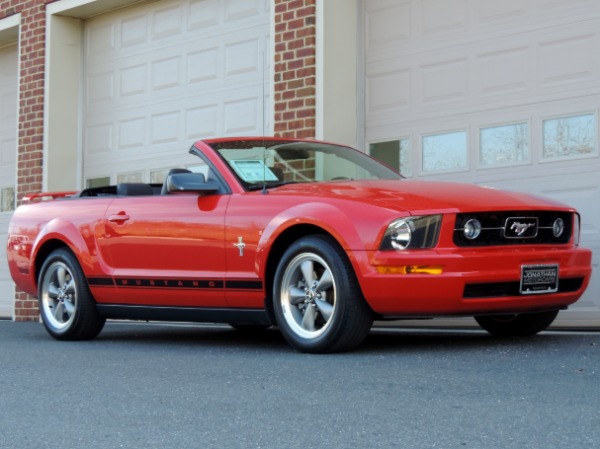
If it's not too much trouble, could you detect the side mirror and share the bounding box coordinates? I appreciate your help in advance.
[166,172,220,194]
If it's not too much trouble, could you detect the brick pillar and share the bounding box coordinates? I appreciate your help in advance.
[1,1,47,321]
[273,0,317,139]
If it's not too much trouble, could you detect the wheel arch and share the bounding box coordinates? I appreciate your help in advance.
[34,239,73,288]
[262,224,372,324]
[31,218,97,291]
[262,224,326,323]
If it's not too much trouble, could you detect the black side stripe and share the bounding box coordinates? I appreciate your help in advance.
[87,277,115,286]
[226,280,263,290]
[87,277,263,291]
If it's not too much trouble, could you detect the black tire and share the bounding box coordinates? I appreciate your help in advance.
[38,248,106,340]
[272,235,373,353]
[475,310,559,337]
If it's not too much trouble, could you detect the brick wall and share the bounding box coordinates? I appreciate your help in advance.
[273,0,317,139]
[1,0,47,321]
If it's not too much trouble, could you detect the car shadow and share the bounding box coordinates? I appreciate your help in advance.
[90,321,576,354]
[363,327,554,353]
[95,322,290,351]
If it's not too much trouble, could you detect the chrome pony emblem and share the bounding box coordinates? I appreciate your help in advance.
[233,236,246,256]
[511,222,535,236]
[505,217,538,238]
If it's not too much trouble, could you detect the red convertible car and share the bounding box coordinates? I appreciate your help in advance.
[6,138,593,352]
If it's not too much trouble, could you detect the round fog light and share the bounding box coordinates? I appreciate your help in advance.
[553,218,564,237]
[464,219,482,240]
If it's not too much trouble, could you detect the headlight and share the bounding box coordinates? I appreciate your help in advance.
[573,213,581,247]
[380,215,442,250]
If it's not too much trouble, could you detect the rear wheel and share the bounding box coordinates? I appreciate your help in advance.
[273,235,373,353]
[38,248,105,340]
[475,310,559,337]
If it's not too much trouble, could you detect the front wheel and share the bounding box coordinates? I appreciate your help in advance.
[273,235,373,353]
[475,310,559,337]
[38,248,105,340]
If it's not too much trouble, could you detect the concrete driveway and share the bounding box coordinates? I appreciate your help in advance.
[0,321,598,449]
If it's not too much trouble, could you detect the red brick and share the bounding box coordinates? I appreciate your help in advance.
[287,79,304,90]
[296,47,314,58]
[287,18,304,30]
[288,99,304,109]
[296,6,315,18]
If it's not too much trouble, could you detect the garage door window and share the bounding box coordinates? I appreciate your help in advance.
[369,139,411,177]
[422,131,467,173]
[150,169,169,184]
[86,177,110,189]
[117,172,144,183]
[543,113,596,160]
[479,123,529,167]
[1,187,14,212]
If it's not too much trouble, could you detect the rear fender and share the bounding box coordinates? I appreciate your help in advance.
[31,218,107,287]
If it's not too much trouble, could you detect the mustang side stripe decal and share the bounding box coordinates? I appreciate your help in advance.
[116,278,225,289]
[87,277,263,291]
[225,280,263,290]
[87,277,115,286]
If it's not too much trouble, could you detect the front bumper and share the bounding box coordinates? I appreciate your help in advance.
[352,246,592,317]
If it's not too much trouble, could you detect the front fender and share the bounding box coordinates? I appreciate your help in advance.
[255,201,395,278]
[258,202,358,249]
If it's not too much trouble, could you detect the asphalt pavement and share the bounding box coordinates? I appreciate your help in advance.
[0,320,598,449]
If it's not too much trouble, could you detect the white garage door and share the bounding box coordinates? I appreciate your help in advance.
[365,0,600,326]
[0,44,17,319]
[83,0,270,186]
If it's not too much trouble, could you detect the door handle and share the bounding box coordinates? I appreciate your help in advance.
[108,213,130,223]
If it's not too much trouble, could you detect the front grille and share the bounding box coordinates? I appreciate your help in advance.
[463,277,584,298]
[454,211,572,247]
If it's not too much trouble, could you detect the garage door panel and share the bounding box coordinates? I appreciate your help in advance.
[85,0,265,58]
[537,29,598,89]
[86,41,266,107]
[476,46,529,97]
[474,0,529,25]
[421,58,468,104]
[366,9,600,128]
[365,0,411,54]
[419,0,468,37]
[83,0,269,184]
[0,214,15,318]
[1,136,16,168]
[0,44,17,319]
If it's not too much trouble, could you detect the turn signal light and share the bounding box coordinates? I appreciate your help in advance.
[377,265,443,275]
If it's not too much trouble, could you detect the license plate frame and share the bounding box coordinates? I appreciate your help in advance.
[520,264,559,295]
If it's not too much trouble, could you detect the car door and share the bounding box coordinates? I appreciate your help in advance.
[100,193,229,307]
[223,193,279,309]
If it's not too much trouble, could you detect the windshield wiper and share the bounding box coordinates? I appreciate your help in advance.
[247,181,299,191]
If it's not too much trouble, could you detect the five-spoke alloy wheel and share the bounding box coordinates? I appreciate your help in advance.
[38,248,105,340]
[273,235,373,353]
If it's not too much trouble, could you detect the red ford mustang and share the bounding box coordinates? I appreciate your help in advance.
[6,138,592,352]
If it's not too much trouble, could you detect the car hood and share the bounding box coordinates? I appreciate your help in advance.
[270,180,572,214]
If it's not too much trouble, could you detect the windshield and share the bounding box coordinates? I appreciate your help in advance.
[207,139,401,190]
